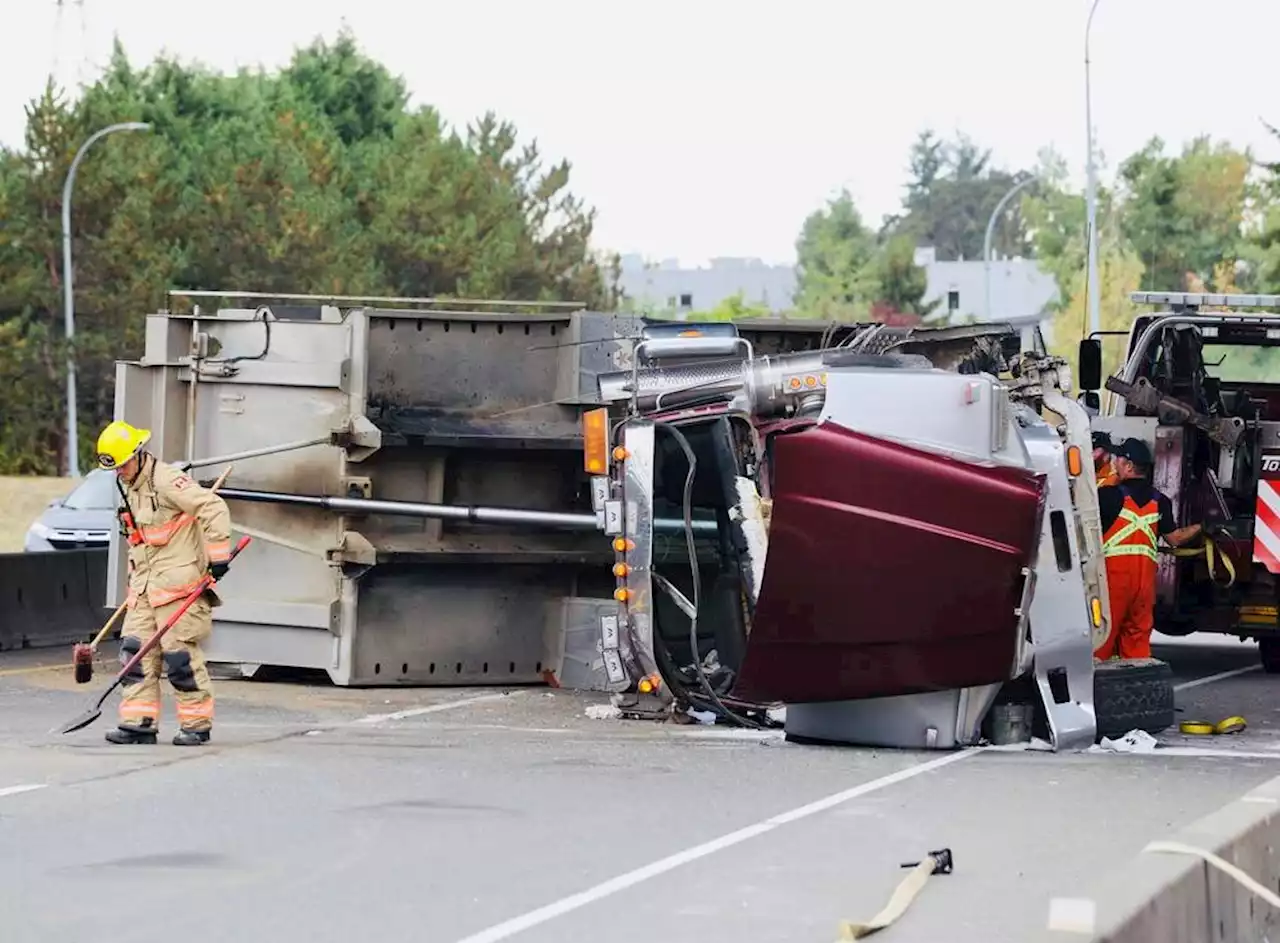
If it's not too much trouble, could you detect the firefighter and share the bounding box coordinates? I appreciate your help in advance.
[1094,437,1202,660]
[96,420,233,746]
[1093,430,1119,487]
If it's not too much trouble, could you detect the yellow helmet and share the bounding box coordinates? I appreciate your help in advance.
[96,420,151,469]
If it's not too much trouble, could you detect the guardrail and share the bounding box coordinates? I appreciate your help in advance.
[1046,772,1280,941]
[0,549,111,651]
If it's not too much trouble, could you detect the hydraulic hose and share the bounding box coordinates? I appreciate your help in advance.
[653,421,765,729]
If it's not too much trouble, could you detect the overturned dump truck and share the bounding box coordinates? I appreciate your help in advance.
[106,292,1167,749]
[586,322,1175,750]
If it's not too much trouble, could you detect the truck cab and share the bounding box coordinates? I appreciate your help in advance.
[585,318,1165,750]
[1080,290,1280,671]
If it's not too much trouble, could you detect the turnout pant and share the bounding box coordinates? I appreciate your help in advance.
[118,592,215,732]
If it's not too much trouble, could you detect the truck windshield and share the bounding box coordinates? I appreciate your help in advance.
[1201,343,1280,384]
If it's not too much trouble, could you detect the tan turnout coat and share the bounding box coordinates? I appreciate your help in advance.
[120,455,233,610]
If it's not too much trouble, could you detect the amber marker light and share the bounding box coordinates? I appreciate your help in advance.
[1066,445,1083,477]
[583,408,609,475]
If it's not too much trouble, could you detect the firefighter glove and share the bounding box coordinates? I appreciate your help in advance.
[209,561,230,580]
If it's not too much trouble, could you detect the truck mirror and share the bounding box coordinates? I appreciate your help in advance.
[1078,338,1102,391]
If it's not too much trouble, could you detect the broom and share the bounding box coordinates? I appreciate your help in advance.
[72,464,235,684]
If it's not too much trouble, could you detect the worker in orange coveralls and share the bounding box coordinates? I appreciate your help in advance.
[1094,438,1203,660]
[1093,430,1119,487]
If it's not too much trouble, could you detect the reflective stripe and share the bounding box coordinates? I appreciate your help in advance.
[148,578,207,607]
[176,700,214,723]
[1102,509,1161,549]
[1103,499,1160,563]
[1105,544,1160,560]
[119,701,159,720]
[205,540,231,562]
[139,514,195,547]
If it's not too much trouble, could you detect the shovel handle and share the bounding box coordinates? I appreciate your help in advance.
[115,534,252,683]
[88,602,128,651]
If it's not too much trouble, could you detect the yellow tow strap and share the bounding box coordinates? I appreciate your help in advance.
[838,850,951,939]
[1166,534,1236,588]
[1179,715,1247,736]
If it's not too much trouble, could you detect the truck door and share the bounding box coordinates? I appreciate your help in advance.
[732,418,1047,704]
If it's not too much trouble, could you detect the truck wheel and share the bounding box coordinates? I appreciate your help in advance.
[1093,658,1175,741]
[1259,639,1280,674]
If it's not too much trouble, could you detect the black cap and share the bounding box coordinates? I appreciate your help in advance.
[1091,430,1113,450]
[1113,437,1153,467]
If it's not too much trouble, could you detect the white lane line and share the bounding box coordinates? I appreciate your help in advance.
[1174,665,1260,692]
[0,784,46,799]
[1156,747,1280,760]
[450,748,979,943]
[351,691,527,725]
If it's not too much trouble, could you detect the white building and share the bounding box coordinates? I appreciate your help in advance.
[615,255,796,314]
[615,248,1061,345]
[912,247,1060,344]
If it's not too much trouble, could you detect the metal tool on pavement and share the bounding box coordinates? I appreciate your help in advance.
[837,848,953,939]
[55,534,252,735]
[70,464,234,684]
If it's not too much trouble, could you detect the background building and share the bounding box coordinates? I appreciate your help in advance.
[615,255,796,315]
[615,248,1061,345]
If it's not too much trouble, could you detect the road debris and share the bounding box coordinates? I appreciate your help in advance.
[1090,729,1158,754]
[1179,715,1247,736]
[837,848,953,939]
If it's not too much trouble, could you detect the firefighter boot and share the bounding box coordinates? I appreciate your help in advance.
[172,728,210,747]
[105,717,158,745]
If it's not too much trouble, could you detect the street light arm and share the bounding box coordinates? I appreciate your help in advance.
[983,175,1038,320]
[60,121,152,479]
[1085,0,1103,62]
[59,121,151,243]
[983,176,1038,265]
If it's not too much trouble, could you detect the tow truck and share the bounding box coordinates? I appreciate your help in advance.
[584,319,1172,750]
[1080,290,1280,673]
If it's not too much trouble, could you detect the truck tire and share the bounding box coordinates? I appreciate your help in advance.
[1093,658,1175,741]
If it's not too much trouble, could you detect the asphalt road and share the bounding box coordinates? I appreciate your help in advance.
[0,634,1277,943]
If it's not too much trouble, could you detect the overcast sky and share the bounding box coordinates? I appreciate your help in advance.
[3,0,1279,266]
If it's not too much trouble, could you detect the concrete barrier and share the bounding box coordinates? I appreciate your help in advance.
[0,549,112,651]
[1045,773,1280,942]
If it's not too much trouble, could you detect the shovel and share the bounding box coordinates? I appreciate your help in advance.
[56,534,252,735]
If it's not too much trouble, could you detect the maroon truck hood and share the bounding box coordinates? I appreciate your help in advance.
[733,420,1047,704]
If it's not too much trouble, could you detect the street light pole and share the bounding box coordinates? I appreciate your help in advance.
[61,121,151,478]
[1084,0,1103,340]
[984,175,1038,321]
